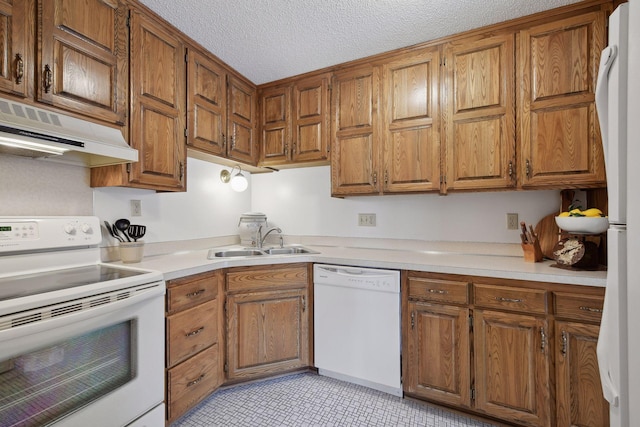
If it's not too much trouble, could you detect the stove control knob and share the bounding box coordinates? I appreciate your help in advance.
[64,223,76,235]
[81,223,93,234]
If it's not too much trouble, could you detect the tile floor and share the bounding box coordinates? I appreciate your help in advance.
[173,372,498,427]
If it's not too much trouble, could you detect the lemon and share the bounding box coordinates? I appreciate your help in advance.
[582,208,603,217]
[558,211,570,217]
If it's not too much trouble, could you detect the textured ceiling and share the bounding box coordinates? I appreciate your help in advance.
[138,0,584,85]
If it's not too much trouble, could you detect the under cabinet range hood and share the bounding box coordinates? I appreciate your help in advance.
[0,97,137,167]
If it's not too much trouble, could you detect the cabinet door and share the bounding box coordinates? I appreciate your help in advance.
[292,73,330,163]
[443,33,516,192]
[38,0,127,124]
[0,0,32,98]
[405,301,471,408]
[187,48,227,156]
[227,75,257,164]
[259,85,291,164]
[555,321,609,427]
[331,65,380,196]
[519,11,606,188]
[474,310,551,427]
[382,48,440,193]
[226,288,309,381]
[129,10,186,191]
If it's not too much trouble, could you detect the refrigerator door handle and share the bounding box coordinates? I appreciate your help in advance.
[595,45,618,166]
[597,292,620,407]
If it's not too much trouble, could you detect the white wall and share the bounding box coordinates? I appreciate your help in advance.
[1,154,563,245]
[252,165,561,243]
[93,157,251,243]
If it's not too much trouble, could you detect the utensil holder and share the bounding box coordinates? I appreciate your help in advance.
[521,239,543,262]
[119,241,144,263]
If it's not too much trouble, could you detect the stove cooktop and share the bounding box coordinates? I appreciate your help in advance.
[0,264,146,301]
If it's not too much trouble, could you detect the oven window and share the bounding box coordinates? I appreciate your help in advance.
[0,321,134,427]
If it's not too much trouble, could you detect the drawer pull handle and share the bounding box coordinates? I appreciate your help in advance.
[43,64,52,93]
[186,289,205,298]
[579,306,603,313]
[495,296,522,303]
[15,54,24,84]
[186,327,204,337]
[428,289,448,295]
[187,374,205,387]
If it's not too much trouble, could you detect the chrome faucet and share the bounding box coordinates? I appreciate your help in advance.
[257,226,282,248]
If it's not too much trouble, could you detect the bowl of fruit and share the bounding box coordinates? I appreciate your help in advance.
[555,206,608,234]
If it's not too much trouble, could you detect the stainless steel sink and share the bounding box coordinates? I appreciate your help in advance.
[208,245,318,259]
[263,247,315,255]
[210,249,266,258]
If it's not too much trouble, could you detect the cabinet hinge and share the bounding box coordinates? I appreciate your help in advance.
[185,52,189,63]
[471,387,475,401]
[126,15,130,28]
[126,163,131,174]
[184,128,188,138]
[469,314,473,332]
[224,362,228,373]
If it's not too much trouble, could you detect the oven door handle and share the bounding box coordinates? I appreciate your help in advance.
[0,283,165,345]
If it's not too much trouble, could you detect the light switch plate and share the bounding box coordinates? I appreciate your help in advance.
[131,200,142,217]
[506,213,518,230]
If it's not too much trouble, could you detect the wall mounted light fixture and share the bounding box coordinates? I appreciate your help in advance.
[220,164,248,192]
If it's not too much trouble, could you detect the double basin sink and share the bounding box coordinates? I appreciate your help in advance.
[208,245,318,258]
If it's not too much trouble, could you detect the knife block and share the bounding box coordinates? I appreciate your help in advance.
[521,239,543,262]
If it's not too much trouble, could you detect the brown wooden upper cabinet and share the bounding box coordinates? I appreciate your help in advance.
[382,47,441,194]
[0,0,127,125]
[127,9,186,190]
[519,10,607,189]
[187,48,258,166]
[442,33,516,193]
[259,73,330,167]
[227,75,258,164]
[0,0,33,98]
[38,0,128,125]
[331,65,380,196]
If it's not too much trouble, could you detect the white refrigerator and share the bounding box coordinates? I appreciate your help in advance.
[595,2,639,426]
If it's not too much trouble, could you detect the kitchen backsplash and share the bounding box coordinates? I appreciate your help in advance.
[1,154,560,244]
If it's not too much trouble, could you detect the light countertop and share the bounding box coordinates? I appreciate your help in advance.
[113,237,607,287]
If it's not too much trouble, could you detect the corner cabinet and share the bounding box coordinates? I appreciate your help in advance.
[225,264,311,383]
[519,10,607,189]
[403,271,608,427]
[259,73,331,167]
[227,75,258,164]
[165,271,224,424]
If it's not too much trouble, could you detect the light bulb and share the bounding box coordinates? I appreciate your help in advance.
[230,172,248,192]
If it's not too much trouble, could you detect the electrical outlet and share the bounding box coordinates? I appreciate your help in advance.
[131,200,142,217]
[358,213,376,226]
[506,213,518,230]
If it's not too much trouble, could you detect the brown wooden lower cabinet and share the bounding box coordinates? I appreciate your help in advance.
[403,271,607,427]
[165,271,224,424]
[225,263,311,382]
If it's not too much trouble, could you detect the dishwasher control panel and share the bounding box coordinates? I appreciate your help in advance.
[313,264,400,293]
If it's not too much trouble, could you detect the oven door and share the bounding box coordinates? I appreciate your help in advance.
[0,281,165,427]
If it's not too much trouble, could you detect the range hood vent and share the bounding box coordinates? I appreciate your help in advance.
[0,97,137,167]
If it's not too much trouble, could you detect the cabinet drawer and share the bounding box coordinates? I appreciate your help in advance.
[167,272,219,314]
[227,264,308,292]
[167,344,220,423]
[167,299,218,367]
[554,292,604,322]
[408,277,469,304]
[474,283,547,314]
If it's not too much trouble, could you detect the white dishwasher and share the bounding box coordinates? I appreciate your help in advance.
[313,264,401,397]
